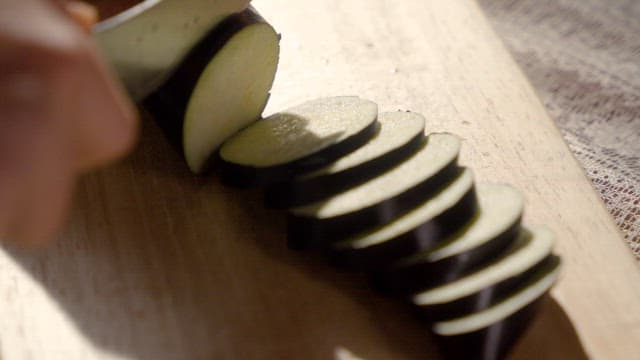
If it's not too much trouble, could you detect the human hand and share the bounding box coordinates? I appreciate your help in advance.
[0,0,138,246]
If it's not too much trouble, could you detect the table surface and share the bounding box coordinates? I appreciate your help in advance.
[480,0,640,258]
[1,0,639,359]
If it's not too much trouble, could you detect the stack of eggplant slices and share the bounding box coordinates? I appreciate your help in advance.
[216,96,562,359]
[143,8,561,360]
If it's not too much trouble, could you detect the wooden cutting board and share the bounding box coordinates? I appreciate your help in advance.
[1,0,638,358]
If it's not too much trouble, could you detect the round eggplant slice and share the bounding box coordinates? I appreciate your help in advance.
[372,184,524,293]
[435,298,546,360]
[265,111,426,208]
[419,255,560,322]
[218,96,379,186]
[144,8,280,174]
[328,168,477,270]
[432,264,560,360]
[411,226,554,310]
[287,133,462,249]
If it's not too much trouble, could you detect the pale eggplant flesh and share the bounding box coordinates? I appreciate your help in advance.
[408,226,556,326]
[264,111,426,208]
[412,227,554,308]
[327,168,478,270]
[144,8,280,173]
[372,183,524,294]
[287,133,463,249]
[419,255,560,322]
[218,96,380,186]
[434,296,547,360]
[93,0,251,100]
[206,92,562,359]
[431,260,561,360]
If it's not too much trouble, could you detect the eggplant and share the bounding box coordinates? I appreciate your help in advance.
[372,184,524,293]
[411,227,555,315]
[218,96,380,186]
[93,0,252,101]
[144,8,280,173]
[264,111,426,208]
[432,262,561,360]
[204,91,563,358]
[287,133,463,249]
[327,168,478,270]
[418,255,560,322]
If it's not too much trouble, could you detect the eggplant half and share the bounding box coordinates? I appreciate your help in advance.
[372,183,524,294]
[287,133,463,249]
[218,96,380,186]
[265,111,426,208]
[144,8,280,173]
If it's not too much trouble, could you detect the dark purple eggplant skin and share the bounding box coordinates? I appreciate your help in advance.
[286,162,462,250]
[416,255,560,322]
[434,294,547,360]
[326,184,479,271]
[370,218,522,294]
[264,131,426,209]
[143,8,269,156]
[217,120,380,187]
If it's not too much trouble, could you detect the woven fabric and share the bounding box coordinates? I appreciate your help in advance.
[479,0,640,257]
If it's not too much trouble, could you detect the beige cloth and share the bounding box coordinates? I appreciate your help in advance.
[479,0,640,257]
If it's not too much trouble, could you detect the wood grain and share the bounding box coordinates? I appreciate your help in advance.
[1,0,639,358]
[479,0,640,258]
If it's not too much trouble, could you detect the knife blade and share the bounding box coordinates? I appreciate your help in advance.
[92,0,250,101]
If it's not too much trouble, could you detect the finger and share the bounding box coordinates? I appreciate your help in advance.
[0,104,74,247]
[0,0,138,245]
[3,0,139,171]
[64,1,98,32]
[7,135,74,247]
[49,42,140,172]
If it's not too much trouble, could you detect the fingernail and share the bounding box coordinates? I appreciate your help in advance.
[65,1,99,33]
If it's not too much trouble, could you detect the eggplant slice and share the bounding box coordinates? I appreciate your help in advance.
[411,227,554,313]
[144,8,280,174]
[328,168,477,270]
[287,133,463,249]
[265,111,426,208]
[420,255,560,322]
[432,262,561,360]
[372,183,524,293]
[218,96,379,186]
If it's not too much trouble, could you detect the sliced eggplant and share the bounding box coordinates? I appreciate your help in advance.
[218,96,380,186]
[328,168,477,270]
[411,227,554,315]
[419,255,560,322]
[144,8,280,173]
[265,111,426,208]
[432,263,561,360]
[372,184,524,293]
[287,133,462,249]
[93,0,251,100]
[200,91,562,358]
